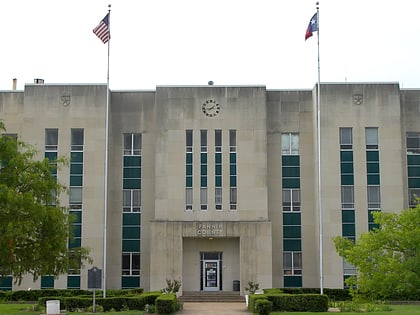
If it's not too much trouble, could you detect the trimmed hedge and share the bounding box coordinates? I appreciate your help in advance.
[155,293,178,314]
[1,288,144,302]
[255,299,273,315]
[249,293,328,312]
[267,287,351,301]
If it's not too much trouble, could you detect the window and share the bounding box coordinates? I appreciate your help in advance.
[281,133,299,155]
[341,186,354,209]
[282,189,301,212]
[186,130,193,152]
[283,252,302,275]
[365,128,378,150]
[122,252,140,276]
[409,188,420,207]
[71,129,84,151]
[229,130,236,152]
[201,130,208,210]
[69,187,83,204]
[367,186,380,209]
[186,130,193,210]
[124,133,141,156]
[186,188,193,211]
[340,128,353,150]
[123,189,141,212]
[215,130,222,210]
[45,128,58,151]
[407,133,420,154]
[230,130,237,210]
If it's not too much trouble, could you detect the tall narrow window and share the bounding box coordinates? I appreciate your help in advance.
[68,128,84,289]
[366,127,381,230]
[186,130,193,211]
[407,133,420,208]
[200,130,208,210]
[229,130,237,210]
[215,130,222,210]
[122,133,141,289]
[339,127,355,286]
[281,133,302,288]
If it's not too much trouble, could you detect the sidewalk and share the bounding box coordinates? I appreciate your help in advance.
[177,302,250,314]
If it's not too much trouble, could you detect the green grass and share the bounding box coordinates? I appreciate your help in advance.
[0,303,418,314]
[267,304,420,315]
[0,303,145,315]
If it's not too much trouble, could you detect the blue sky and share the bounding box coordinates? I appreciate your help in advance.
[1,0,419,90]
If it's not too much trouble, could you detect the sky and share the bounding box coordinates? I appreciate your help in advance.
[1,0,419,91]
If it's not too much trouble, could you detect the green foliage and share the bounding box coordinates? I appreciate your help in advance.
[255,299,273,315]
[161,278,181,294]
[0,120,91,284]
[155,293,178,314]
[267,294,329,312]
[334,206,420,300]
[245,280,259,294]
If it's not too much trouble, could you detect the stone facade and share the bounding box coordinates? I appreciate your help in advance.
[0,82,418,293]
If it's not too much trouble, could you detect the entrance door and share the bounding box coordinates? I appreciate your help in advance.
[203,260,219,291]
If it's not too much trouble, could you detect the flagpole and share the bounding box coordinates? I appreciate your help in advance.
[315,1,324,295]
[103,3,111,299]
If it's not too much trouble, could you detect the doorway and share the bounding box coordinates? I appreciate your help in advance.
[200,252,222,291]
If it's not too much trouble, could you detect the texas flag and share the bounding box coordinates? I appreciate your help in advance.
[305,13,318,40]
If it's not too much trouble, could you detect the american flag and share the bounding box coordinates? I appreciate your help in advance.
[93,13,110,44]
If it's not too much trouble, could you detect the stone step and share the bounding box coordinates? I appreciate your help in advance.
[179,291,245,303]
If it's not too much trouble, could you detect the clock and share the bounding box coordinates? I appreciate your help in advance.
[202,99,220,117]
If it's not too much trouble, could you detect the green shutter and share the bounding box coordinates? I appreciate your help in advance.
[283,213,301,225]
[123,213,141,225]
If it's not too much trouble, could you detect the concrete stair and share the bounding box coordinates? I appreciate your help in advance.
[179,291,245,303]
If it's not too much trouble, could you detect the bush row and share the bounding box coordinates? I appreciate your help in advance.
[156,293,182,314]
[263,287,351,301]
[249,293,329,313]
[38,292,160,312]
[0,288,143,302]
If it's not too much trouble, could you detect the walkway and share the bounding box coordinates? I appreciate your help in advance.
[177,302,250,314]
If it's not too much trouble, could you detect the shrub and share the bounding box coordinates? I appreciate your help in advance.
[155,293,178,314]
[255,299,273,315]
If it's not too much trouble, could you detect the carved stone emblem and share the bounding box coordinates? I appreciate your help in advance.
[61,95,71,107]
[353,94,363,105]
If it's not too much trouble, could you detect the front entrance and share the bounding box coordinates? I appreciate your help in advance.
[201,252,222,291]
[203,260,219,291]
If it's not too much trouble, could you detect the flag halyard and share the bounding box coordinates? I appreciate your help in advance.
[305,13,318,41]
[93,13,110,44]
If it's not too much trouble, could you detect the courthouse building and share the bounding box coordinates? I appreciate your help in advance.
[0,81,419,293]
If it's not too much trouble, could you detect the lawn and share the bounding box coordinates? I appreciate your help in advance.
[0,303,419,314]
[267,304,420,315]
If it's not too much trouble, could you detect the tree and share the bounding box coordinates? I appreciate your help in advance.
[334,206,420,300]
[0,120,91,284]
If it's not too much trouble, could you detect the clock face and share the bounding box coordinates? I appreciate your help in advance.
[202,99,220,117]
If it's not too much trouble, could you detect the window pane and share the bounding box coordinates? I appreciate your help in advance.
[200,188,207,204]
[132,190,141,207]
[340,128,352,145]
[230,188,237,203]
[290,134,299,154]
[133,134,141,152]
[186,130,193,147]
[132,253,140,270]
[281,134,290,155]
[215,130,222,147]
[293,252,302,269]
[45,129,58,150]
[366,128,378,147]
[283,252,292,268]
[341,186,354,208]
[70,187,82,204]
[229,130,236,146]
[186,188,193,204]
[215,187,222,204]
[71,129,84,146]
[201,130,207,147]
[367,186,380,208]
[122,253,130,269]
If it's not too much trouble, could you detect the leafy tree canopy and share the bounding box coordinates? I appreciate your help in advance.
[0,120,91,284]
[334,206,420,300]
